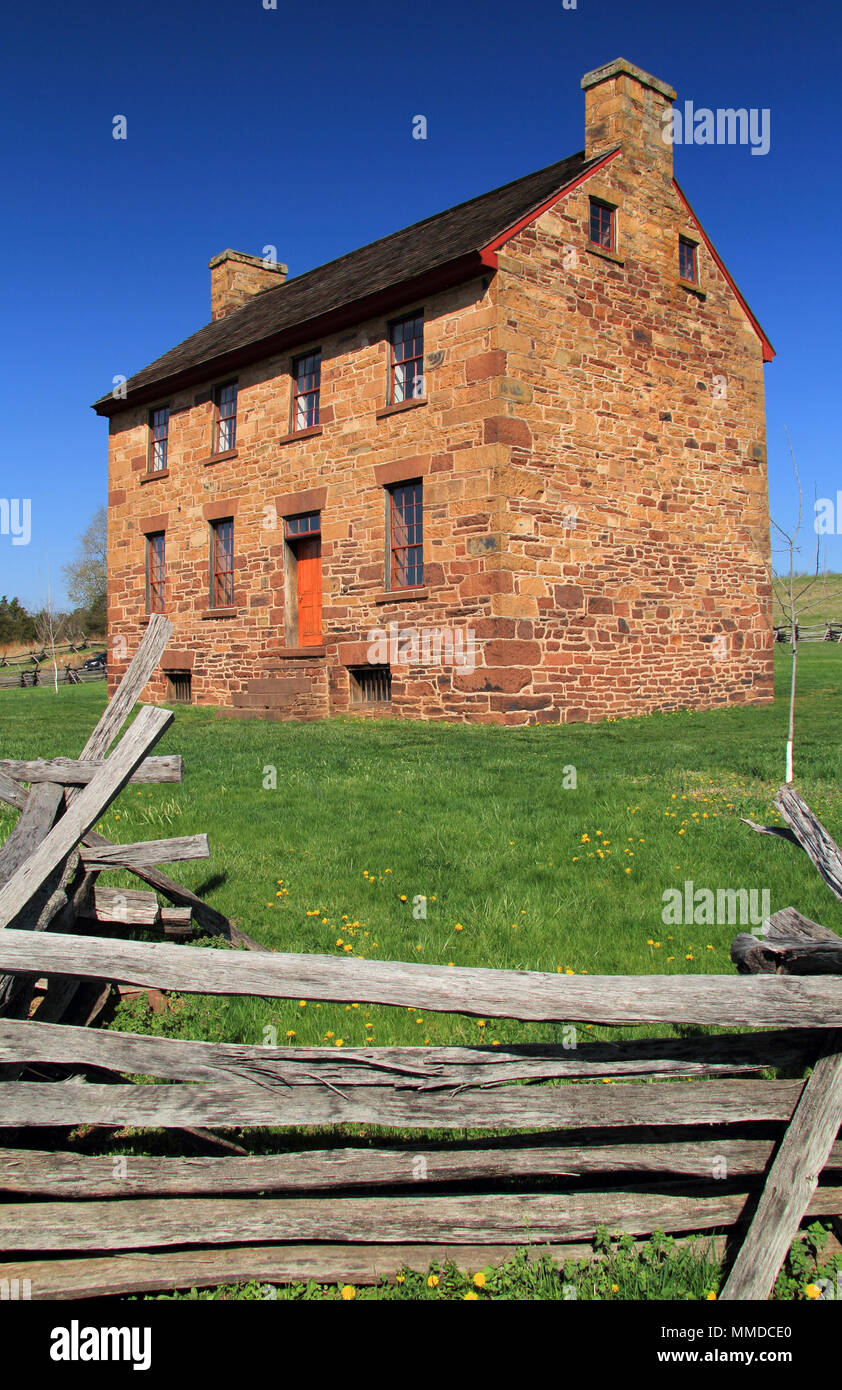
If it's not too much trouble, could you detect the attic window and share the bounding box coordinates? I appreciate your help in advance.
[148,406,170,473]
[213,381,238,453]
[679,237,698,284]
[390,314,425,403]
[588,199,615,252]
[292,351,321,431]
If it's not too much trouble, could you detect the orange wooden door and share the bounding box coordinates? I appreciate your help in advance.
[296,536,322,645]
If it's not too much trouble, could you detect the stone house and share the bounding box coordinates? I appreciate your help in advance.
[95,57,775,725]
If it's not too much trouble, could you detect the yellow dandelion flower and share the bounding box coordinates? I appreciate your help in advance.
[463,1291,479,1300]
[427,1274,439,1288]
[473,1272,487,1287]
[341,1284,356,1300]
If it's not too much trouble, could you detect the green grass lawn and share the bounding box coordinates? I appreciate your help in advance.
[772,570,842,627]
[3,646,842,1300]
[2,644,842,1052]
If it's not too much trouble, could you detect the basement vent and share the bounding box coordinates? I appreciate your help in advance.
[166,671,192,704]
[349,665,391,705]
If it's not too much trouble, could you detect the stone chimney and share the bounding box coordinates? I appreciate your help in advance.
[581,58,676,178]
[209,249,288,321]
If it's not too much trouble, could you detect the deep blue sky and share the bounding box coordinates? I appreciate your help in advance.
[1,0,839,607]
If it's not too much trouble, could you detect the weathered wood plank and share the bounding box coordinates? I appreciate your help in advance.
[3,1138,841,1198]
[0,770,27,812]
[0,1018,818,1088]
[91,887,160,927]
[732,933,842,976]
[721,1031,842,1301]
[0,1077,806,1131]
[0,787,73,1016]
[0,756,182,786]
[775,786,842,901]
[766,907,842,943]
[0,785,64,887]
[0,929,840,1025]
[73,614,173,767]
[0,706,173,930]
[1,1240,734,1299]
[78,832,265,953]
[4,1187,842,1252]
[79,834,209,871]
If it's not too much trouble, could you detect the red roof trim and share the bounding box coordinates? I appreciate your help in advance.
[673,180,775,362]
[480,148,622,259]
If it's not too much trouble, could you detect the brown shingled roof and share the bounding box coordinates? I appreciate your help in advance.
[92,149,606,415]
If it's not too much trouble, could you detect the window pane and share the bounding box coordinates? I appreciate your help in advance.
[391,317,424,403]
[390,481,423,588]
[212,520,234,607]
[293,352,321,429]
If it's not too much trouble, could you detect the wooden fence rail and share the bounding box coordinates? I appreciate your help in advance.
[2,615,842,1302]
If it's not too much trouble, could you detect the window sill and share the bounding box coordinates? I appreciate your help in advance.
[201,607,238,619]
[271,645,327,659]
[678,278,706,299]
[277,426,323,446]
[140,469,170,484]
[203,449,238,466]
[585,245,625,266]
[374,587,429,604]
[375,398,428,420]
[139,615,167,625]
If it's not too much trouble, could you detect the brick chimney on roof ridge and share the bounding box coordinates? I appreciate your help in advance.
[209,249,288,321]
[581,58,676,180]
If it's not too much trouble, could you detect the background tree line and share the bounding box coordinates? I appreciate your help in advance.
[0,506,107,648]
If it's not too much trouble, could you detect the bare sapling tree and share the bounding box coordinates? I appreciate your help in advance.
[33,568,67,694]
[770,429,842,784]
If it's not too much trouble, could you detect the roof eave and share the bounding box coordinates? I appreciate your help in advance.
[92,249,493,417]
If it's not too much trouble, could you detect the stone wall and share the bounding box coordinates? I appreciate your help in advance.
[106,61,774,726]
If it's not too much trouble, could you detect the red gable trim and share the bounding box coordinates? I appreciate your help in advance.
[674,180,775,363]
[480,148,622,261]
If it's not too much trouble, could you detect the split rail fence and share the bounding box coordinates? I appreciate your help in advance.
[1,616,842,1301]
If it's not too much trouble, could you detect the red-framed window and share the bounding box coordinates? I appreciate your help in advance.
[214,381,238,453]
[292,351,321,431]
[284,511,321,539]
[679,237,698,284]
[149,406,170,473]
[210,518,235,608]
[146,532,166,614]
[588,198,615,252]
[390,314,424,404]
[388,480,423,589]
